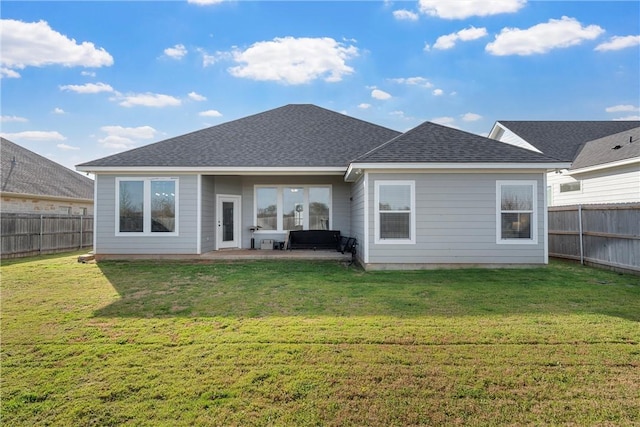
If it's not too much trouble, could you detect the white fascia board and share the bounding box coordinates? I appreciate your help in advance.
[76,166,347,175]
[345,162,571,181]
[568,157,640,175]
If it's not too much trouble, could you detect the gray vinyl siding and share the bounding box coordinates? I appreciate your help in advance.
[200,175,216,253]
[94,174,199,254]
[366,172,546,265]
[350,176,365,262]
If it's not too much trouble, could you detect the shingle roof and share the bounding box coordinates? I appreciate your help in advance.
[352,121,562,164]
[78,104,401,169]
[1,138,94,200]
[497,121,640,162]
[571,126,640,170]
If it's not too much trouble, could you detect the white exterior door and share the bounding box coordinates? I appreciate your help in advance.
[217,195,241,249]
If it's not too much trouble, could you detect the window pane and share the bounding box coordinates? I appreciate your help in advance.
[119,181,144,232]
[283,187,304,231]
[309,187,330,230]
[256,187,277,230]
[380,212,410,239]
[379,185,411,211]
[501,213,531,239]
[501,185,533,211]
[560,182,580,193]
[151,181,175,232]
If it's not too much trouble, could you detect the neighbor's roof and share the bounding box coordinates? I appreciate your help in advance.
[496,121,640,162]
[571,126,640,170]
[78,104,401,169]
[352,121,563,164]
[1,138,94,200]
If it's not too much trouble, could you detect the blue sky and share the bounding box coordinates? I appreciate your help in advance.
[1,0,639,172]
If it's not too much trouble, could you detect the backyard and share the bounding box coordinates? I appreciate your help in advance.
[1,252,639,426]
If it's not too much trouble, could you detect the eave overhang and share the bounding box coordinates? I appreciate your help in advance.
[344,162,571,182]
[75,166,348,176]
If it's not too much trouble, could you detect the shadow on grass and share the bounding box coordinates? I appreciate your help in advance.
[93,259,640,321]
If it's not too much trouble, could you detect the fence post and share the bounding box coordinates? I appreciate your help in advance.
[39,214,44,254]
[79,215,83,249]
[578,205,584,265]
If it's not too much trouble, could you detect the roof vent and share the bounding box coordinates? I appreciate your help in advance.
[612,145,622,150]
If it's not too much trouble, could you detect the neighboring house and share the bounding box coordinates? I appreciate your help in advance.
[1,138,94,215]
[77,104,567,269]
[488,121,640,206]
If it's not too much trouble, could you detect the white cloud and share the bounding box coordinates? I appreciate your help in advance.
[595,35,640,52]
[81,71,96,77]
[117,93,182,108]
[197,48,229,67]
[0,131,66,141]
[613,115,640,121]
[57,143,79,151]
[390,76,433,88]
[228,36,358,85]
[390,111,406,117]
[358,103,371,109]
[434,26,488,50]
[1,115,28,123]
[187,0,224,5]
[53,108,66,114]
[423,43,431,52]
[486,16,604,56]
[164,44,188,59]
[393,10,419,21]
[0,19,113,77]
[60,82,114,94]
[605,105,639,113]
[433,88,444,96]
[188,91,207,101]
[1,67,21,78]
[461,112,482,122]
[98,125,157,149]
[100,125,157,140]
[431,116,457,128]
[199,109,223,117]
[371,89,392,100]
[419,0,526,19]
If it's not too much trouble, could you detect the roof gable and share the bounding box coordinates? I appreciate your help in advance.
[1,138,94,200]
[352,121,562,164]
[78,104,401,169]
[496,121,640,162]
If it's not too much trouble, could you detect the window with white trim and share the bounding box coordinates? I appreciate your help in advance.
[116,178,178,235]
[496,181,537,244]
[254,185,331,231]
[375,181,415,244]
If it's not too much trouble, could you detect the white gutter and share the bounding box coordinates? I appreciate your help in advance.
[345,162,571,181]
[75,166,347,175]
[568,157,639,175]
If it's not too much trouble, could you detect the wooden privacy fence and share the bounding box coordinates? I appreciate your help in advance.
[1,213,93,259]
[548,204,640,274]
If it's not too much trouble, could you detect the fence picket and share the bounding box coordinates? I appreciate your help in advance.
[549,204,640,274]
[1,213,93,259]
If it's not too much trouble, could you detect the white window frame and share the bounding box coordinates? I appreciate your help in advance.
[496,180,537,245]
[253,185,332,232]
[374,180,416,245]
[115,177,179,236]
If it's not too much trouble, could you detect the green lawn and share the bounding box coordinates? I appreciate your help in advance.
[2,253,639,426]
